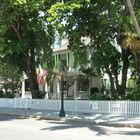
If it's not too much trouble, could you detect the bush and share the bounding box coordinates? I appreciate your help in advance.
[89,87,99,100]
[38,91,46,99]
[0,90,3,97]
[0,91,14,98]
[90,87,99,95]
[89,87,112,100]
[125,84,140,100]
[89,93,100,100]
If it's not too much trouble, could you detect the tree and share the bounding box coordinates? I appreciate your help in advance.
[92,42,122,98]
[0,0,54,98]
[122,31,140,83]
[120,0,140,85]
[48,0,132,97]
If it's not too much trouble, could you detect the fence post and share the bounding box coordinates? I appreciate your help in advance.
[14,98,16,109]
[25,98,28,109]
[45,99,47,110]
[75,100,78,113]
[108,101,111,115]
[125,101,127,116]
[139,101,140,116]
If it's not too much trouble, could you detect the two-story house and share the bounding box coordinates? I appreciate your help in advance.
[50,35,101,100]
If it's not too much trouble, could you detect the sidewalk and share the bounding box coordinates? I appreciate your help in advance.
[0,108,140,128]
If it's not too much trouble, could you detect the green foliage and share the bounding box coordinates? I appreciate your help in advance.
[92,42,121,76]
[0,0,55,69]
[89,94,100,100]
[0,91,14,98]
[90,87,100,100]
[0,60,21,78]
[0,60,21,94]
[126,84,140,100]
[127,78,136,90]
[0,0,56,98]
[48,0,140,99]
[1,0,140,99]
[48,0,122,66]
[38,90,46,99]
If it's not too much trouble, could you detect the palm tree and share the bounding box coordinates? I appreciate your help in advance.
[122,30,140,83]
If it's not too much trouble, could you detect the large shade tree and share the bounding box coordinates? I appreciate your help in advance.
[0,0,55,98]
[48,0,132,97]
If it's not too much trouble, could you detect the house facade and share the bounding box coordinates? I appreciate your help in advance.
[50,36,101,100]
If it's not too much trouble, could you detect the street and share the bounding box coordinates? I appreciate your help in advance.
[0,115,140,140]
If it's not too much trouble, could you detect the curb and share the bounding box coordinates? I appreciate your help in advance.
[98,122,140,129]
[0,112,64,121]
[65,118,140,128]
[0,112,140,129]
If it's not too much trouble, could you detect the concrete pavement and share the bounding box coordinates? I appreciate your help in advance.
[0,108,140,128]
[1,114,140,140]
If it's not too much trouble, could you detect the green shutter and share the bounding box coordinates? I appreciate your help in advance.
[55,54,57,67]
[56,54,58,67]
[66,52,68,66]
[55,54,60,68]
[66,51,70,66]
[58,54,61,66]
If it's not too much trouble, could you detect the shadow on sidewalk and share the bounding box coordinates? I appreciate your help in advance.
[0,114,26,122]
[41,121,108,136]
[40,120,140,136]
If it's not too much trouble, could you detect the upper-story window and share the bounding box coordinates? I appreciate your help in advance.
[52,34,68,50]
[52,35,61,49]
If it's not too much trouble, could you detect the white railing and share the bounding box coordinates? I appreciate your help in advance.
[0,99,140,116]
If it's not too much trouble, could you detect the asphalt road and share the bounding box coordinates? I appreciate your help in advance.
[0,115,140,140]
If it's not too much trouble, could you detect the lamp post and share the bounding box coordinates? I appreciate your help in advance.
[59,64,65,117]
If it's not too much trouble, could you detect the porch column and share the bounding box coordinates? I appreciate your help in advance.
[74,78,77,100]
[45,81,48,99]
[56,81,60,99]
[21,79,25,98]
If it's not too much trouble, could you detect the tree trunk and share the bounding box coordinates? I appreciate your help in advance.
[25,31,40,99]
[114,72,119,96]
[11,77,15,94]
[30,47,40,98]
[135,52,140,84]
[120,48,130,97]
[126,0,140,37]
[106,69,116,98]
[26,48,40,99]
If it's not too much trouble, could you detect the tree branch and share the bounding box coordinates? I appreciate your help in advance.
[10,24,21,40]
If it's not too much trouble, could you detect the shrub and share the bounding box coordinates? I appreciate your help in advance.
[126,84,140,100]
[1,92,14,98]
[38,91,46,99]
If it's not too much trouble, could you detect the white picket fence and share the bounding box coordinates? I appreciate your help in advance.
[0,98,140,116]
